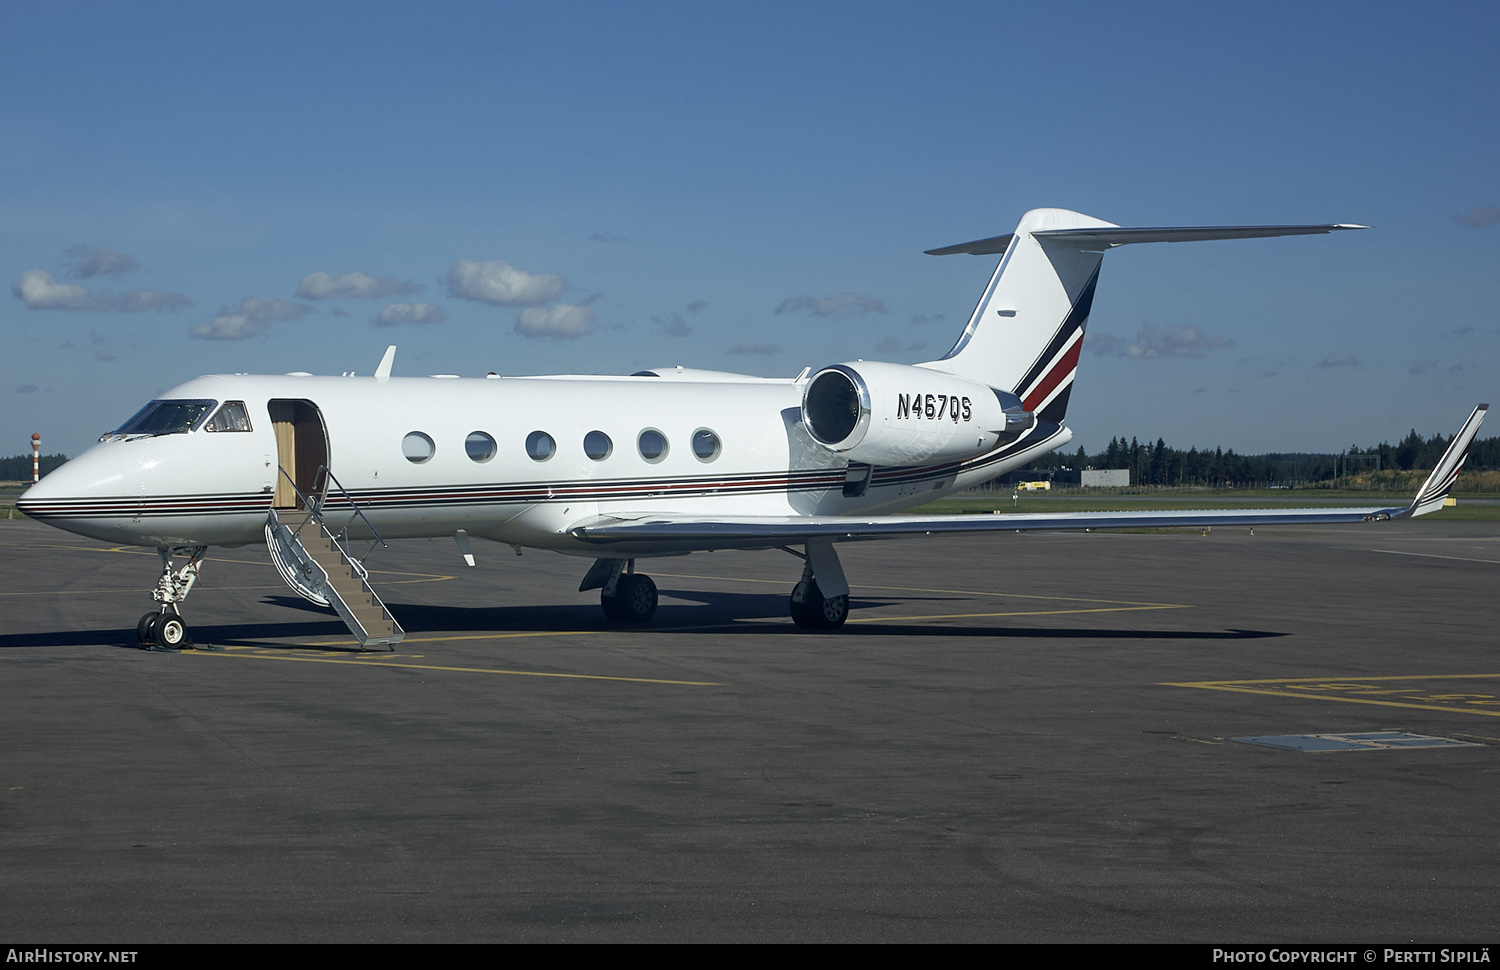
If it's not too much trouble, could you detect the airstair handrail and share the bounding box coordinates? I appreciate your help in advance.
[275,464,388,556]
[311,464,389,551]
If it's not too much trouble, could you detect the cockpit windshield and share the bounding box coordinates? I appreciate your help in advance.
[106,399,218,439]
[205,401,252,432]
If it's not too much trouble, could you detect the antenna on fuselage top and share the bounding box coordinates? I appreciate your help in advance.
[375,346,396,383]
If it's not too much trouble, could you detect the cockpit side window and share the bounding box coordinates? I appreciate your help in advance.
[205,401,253,433]
[109,399,218,437]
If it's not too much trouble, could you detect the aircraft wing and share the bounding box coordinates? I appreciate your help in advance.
[571,504,1400,544]
[573,405,1487,545]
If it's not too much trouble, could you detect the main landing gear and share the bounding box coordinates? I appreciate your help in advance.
[786,539,849,630]
[789,578,849,629]
[581,559,659,622]
[136,546,206,649]
[579,539,850,630]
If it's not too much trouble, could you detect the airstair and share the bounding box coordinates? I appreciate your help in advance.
[265,468,404,650]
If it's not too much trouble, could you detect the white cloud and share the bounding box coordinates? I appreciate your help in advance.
[191,297,314,340]
[727,340,781,356]
[654,313,692,337]
[1454,206,1500,228]
[447,259,565,306]
[1088,323,1231,359]
[119,289,192,312]
[296,271,422,300]
[1315,352,1360,369]
[515,303,597,339]
[775,292,887,318]
[373,302,448,327]
[12,269,99,310]
[874,337,928,354]
[63,245,138,278]
[686,299,707,313]
[588,232,625,244]
[14,268,191,314]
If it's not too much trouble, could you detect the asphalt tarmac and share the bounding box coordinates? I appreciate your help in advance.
[2,517,1497,943]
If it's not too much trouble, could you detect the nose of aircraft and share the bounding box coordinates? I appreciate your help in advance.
[19,434,272,548]
[16,441,150,542]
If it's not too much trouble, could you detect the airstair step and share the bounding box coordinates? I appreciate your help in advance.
[266,506,403,650]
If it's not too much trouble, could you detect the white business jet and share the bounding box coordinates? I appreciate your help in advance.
[18,208,1488,649]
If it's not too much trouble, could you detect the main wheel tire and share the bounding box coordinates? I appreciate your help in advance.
[790,580,821,628]
[816,592,849,628]
[137,612,159,646]
[600,586,628,620]
[790,580,848,629]
[157,614,188,647]
[601,574,658,622]
[616,574,658,622]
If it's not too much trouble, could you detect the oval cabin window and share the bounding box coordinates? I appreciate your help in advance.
[402,431,435,463]
[584,431,613,461]
[638,429,668,462]
[691,428,721,462]
[525,431,556,461]
[465,431,497,463]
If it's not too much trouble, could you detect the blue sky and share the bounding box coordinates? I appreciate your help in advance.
[3,1,1497,458]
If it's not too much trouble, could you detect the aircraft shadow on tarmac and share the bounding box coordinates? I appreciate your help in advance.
[0,589,1286,651]
[256,587,1286,645]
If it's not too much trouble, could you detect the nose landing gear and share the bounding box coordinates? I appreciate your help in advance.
[135,546,206,649]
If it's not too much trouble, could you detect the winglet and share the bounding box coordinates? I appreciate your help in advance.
[374,345,396,384]
[1404,404,1489,518]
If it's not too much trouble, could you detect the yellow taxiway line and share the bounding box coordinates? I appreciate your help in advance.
[1164,673,1500,718]
[194,646,722,686]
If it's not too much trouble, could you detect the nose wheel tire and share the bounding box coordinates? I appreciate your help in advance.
[790,580,848,629]
[136,610,190,648]
[601,573,658,622]
[157,614,188,647]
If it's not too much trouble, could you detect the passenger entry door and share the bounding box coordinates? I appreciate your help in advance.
[268,400,329,510]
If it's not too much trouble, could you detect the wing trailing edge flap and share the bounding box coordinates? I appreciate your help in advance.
[570,406,1487,545]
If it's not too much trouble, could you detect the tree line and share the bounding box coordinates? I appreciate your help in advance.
[0,453,69,481]
[1022,428,1498,487]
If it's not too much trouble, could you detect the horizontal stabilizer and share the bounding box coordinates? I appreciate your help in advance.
[927,224,1368,255]
[924,234,1014,256]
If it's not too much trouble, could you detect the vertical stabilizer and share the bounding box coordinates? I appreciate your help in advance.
[918,208,1116,423]
[918,211,1367,426]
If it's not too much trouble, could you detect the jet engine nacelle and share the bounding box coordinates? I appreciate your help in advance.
[800,361,1034,466]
